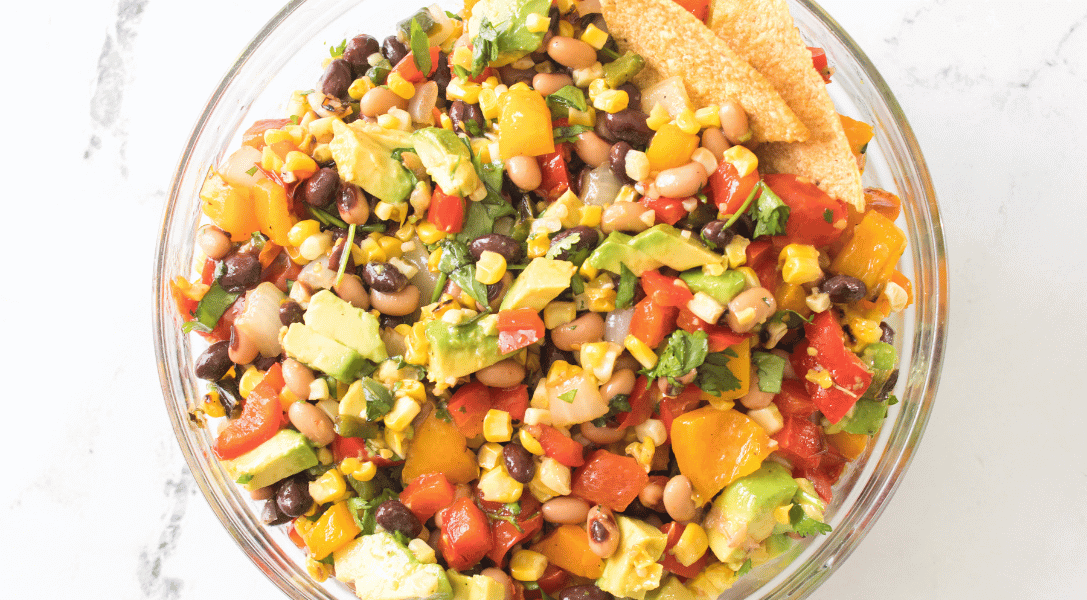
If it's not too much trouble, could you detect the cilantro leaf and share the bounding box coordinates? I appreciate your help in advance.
[823,208,833,223]
[546,85,588,119]
[789,504,833,536]
[769,309,814,329]
[748,181,790,237]
[193,283,238,331]
[643,330,709,386]
[558,389,577,403]
[458,152,516,242]
[886,394,900,406]
[360,378,395,421]
[751,351,786,394]
[471,19,499,76]
[438,239,490,306]
[409,18,432,75]
[553,124,593,144]
[615,263,636,309]
[308,204,349,229]
[736,559,753,577]
[347,488,398,534]
[697,348,742,395]
[545,232,581,260]
[330,39,347,58]
[235,473,253,485]
[569,273,585,295]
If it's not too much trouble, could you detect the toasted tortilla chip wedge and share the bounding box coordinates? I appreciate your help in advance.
[600,0,808,144]
[709,0,864,210]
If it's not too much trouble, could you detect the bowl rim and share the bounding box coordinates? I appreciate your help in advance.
[153,1,949,598]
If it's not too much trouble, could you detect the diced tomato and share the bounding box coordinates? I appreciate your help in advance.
[331,435,403,467]
[213,364,284,460]
[429,186,465,233]
[482,494,543,565]
[242,118,291,148]
[400,472,457,522]
[808,47,832,83]
[794,447,847,502]
[773,379,818,418]
[672,0,709,21]
[764,174,847,247]
[794,311,874,423]
[571,450,648,512]
[616,376,656,429]
[641,270,695,307]
[438,497,493,570]
[526,424,585,467]
[746,239,775,266]
[640,197,688,226]
[676,307,748,352]
[657,384,702,438]
[490,384,529,421]
[200,257,217,285]
[391,47,441,83]
[536,142,572,201]
[658,522,708,579]
[745,239,779,291]
[630,297,679,349]
[497,308,546,354]
[709,161,759,215]
[772,415,825,471]
[446,381,492,438]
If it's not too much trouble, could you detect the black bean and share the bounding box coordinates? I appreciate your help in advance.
[548,226,599,262]
[731,212,756,239]
[449,100,484,136]
[379,313,414,329]
[343,34,380,77]
[195,341,232,381]
[502,444,536,484]
[220,252,261,293]
[254,354,279,371]
[213,376,242,415]
[261,499,291,526]
[822,274,868,304]
[329,237,354,273]
[558,585,612,600]
[498,64,535,87]
[279,299,305,326]
[616,83,641,112]
[487,273,512,306]
[469,233,523,263]
[600,109,654,147]
[382,35,409,66]
[318,58,353,99]
[276,476,313,518]
[302,167,339,208]
[608,141,634,184]
[432,52,451,94]
[879,322,895,344]
[362,262,409,293]
[375,499,422,538]
[700,220,735,249]
[540,340,573,378]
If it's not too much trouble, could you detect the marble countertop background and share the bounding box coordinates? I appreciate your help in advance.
[2,0,1084,598]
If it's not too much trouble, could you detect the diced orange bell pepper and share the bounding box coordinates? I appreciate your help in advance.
[571,449,648,512]
[774,282,811,317]
[670,406,772,498]
[297,501,362,560]
[400,472,457,522]
[827,430,869,461]
[200,171,259,242]
[530,524,604,579]
[705,338,750,403]
[830,211,907,299]
[252,179,298,246]
[402,411,480,485]
[498,88,554,160]
[646,123,699,172]
[839,114,874,156]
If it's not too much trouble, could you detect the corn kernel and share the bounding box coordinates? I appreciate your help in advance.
[316,446,334,465]
[451,46,473,71]
[447,80,482,103]
[376,235,402,258]
[525,11,550,33]
[306,557,333,582]
[694,105,721,128]
[779,244,822,285]
[510,549,549,581]
[526,233,551,258]
[737,266,760,290]
[416,220,446,245]
[483,409,514,443]
[593,89,629,114]
[806,368,834,389]
[283,150,318,176]
[308,468,349,504]
[479,465,524,503]
[625,150,650,182]
[884,281,908,313]
[635,419,668,447]
[307,116,337,141]
[352,460,377,482]
[519,428,545,455]
[690,147,718,178]
[579,341,622,382]
[543,301,577,329]
[475,250,507,286]
[625,437,656,471]
[580,23,610,50]
[558,20,574,38]
[588,78,610,101]
[312,143,333,164]
[687,291,725,325]
[571,61,604,87]
[288,220,321,247]
[724,235,750,268]
[625,335,659,369]
[477,442,503,470]
[806,291,831,313]
[384,396,421,431]
[385,427,412,459]
[377,112,403,130]
[537,456,572,495]
[261,145,284,172]
[239,366,264,399]
[747,405,784,435]
[647,102,671,130]
[263,128,293,145]
[673,523,710,567]
[339,456,362,476]
[723,145,759,178]
[387,72,415,100]
[202,390,226,418]
[479,88,500,120]
[675,108,700,135]
[348,76,375,100]
[556,0,575,13]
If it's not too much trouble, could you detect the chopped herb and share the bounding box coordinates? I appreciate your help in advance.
[181,320,211,334]
[445,10,462,20]
[470,19,499,76]
[643,330,709,386]
[392,530,413,546]
[789,504,833,536]
[334,223,356,286]
[769,309,814,329]
[409,18,432,75]
[569,274,585,295]
[748,180,791,237]
[886,394,900,406]
[504,501,522,516]
[823,208,833,223]
[308,204,348,229]
[722,183,761,229]
[697,348,742,395]
[330,39,347,58]
[457,152,515,242]
[193,283,239,331]
[235,473,253,485]
[545,232,580,259]
[558,389,577,403]
[736,559,753,577]
[245,166,258,176]
[347,488,398,534]
[360,378,395,421]
[599,46,621,60]
[615,263,637,309]
[553,124,593,144]
[453,64,470,80]
[545,85,588,119]
[438,239,490,306]
[751,351,786,394]
[435,403,453,422]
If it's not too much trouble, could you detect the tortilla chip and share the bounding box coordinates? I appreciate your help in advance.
[709,0,864,210]
[600,0,808,144]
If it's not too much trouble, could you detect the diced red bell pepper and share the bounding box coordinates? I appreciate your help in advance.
[657,384,702,438]
[772,415,825,471]
[616,375,656,429]
[391,46,441,83]
[630,297,679,349]
[536,142,572,202]
[709,161,759,215]
[676,307,748,352]
[808,47,832,83]
[526,424,585,467]
[794,311,874,423]
[400,472,457,522]
[744,239,779,291]
[481,494,543,565]
[658,521,709,579]
[213,364,284,460]
[773,379,818,418]
[438,497,493,570]
[641,270,694,307]
[764,174,847,247]
[429,186,465,233]
[331,435,404,467]
[490,384,529,421]
[671,0,710,22]
[640,196,688,226]
[446,381,492,438]
[497,308,546,354]
[571,449,648,512]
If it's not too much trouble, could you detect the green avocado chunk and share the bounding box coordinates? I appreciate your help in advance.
[411,128,481,196]
[334,532,452,600]
[679,269,745,304]
[222,429,317,491]
[644,575,695,600]
[585,232,664,276]
[447,569,506,600]
[425,318,511,382]
[597,516,668,600]
[467,0,550,66]
[858,341,897,402]
[306,290,388,363]
[630,224,723,271]
[499,257,578,311]
[705,462,799,563]
[281,322,368,383]
[330,120,413,203]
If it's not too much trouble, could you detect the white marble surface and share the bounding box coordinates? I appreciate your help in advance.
[3,0,1085,598]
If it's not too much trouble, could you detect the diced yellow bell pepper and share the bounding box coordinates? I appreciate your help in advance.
[670,406,772,499]
[703,339,750,406]
[251,179,298,246]
[830,211,907,298]
[199,171,259,242]
[646,123,700,172]
[774,282,811,317]
[402,411,480,485]
[498,88,555,160]
[297,501,361,560]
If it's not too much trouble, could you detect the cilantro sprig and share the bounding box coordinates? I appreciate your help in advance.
[643,330,709,386]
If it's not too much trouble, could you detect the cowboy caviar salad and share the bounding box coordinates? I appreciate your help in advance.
[171,0,912,598]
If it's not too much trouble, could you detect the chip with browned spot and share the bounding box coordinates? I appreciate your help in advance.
[709,0,864,210]
[600,0,808,144]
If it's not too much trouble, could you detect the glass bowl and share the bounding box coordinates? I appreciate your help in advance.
[153,1,948,598]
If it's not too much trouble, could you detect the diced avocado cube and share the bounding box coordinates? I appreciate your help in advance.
[426,319,511,382]
[499,257,578,311]
[447,569,506,600]
[645,575,695,600]
[334,532,453,600]
[305,290,388,363]
[704,462,798,563]
[629,225,723,271]
[330,120,414,204]
[597,516,668,600]
[222,429,317,491]
[834,399,889,435]
[411,128,481,197]
[680,269,745,305]
[585,232,664,276]
[603,52,646,88]
[281,322,367,383]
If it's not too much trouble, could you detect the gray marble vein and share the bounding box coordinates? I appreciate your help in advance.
[137,469,192,600]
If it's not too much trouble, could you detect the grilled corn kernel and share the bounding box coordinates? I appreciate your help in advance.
[373,202,404,224]
[239,367,264,399]
[625,437,656,471]
[675,108,700,135]
[202,390,226,418]
[416,220,446,245]
[625,335,659,369]
[283,150,318,176]
[593,89,629,114]
[510,550,549,582]
[475,250,507,285]
[674,523,710,567]
[306,557,333,582]
[579,341,622,383]
[336,455,362,475]
[384,396,421,432]
[307,116,337,141]
[687,291,726,325]
[581,23,609,49]
[884,281,908,313]
[439,112,454,131]
[647,102,671,130]
[722,145,759,178]
[806,368,833,389]
[288,220,321,247]
[568,107,595,127]
[747,404,784,435]
[522,408,553,426]
[625,150,650,182]
[779,244,822,285]
[352,460,378,482]
[537,456,572,495]
[348,76,375,100]
[519,429,545,455]
[724,235,750,268]
[312,143,333,164]
[737,266,760,290]
[478,465,524,503]
[447,80,482,104]
[409,538,437,563]
[395,380,426,404]
[571,61,604,87]
[387,72,415,100]
[527,233,551,258]
[308,468,349,504]
[483,409,514,443]
[477,442,503,470]
[588,78,610,101]
[478,88,500,120]
[579,287,617,312]
[694,105,721,128]
[806,291,831,313]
